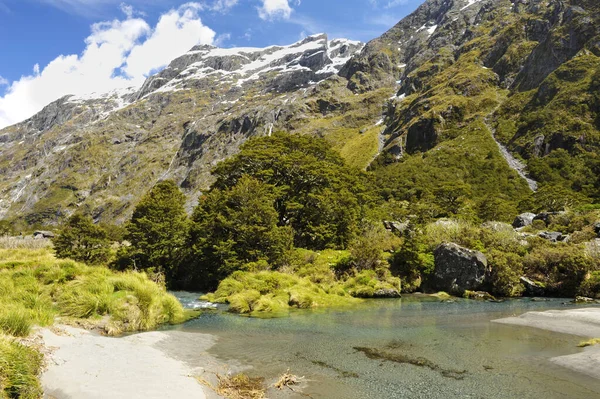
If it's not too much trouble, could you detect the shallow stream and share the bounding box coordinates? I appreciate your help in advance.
[169,294,600,398]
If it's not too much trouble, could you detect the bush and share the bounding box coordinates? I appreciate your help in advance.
[487,250,524,297]
[523,242,598,297]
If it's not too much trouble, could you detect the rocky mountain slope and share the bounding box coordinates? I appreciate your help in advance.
[1,0,599,227]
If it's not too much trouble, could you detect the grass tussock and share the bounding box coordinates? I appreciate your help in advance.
[0,247,188,398]
[0,337,43,399]
[0,248,186,336]
[578,338,600,348]
[0,236,52,250]
[203,270,360,316]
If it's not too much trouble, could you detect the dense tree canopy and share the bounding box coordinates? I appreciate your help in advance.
[125,180,188,280]
[52,214,111,264]
[212,132,369,249]
[184,176,293,288]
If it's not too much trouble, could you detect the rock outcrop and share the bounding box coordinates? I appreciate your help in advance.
[429,243,490,295]
[513,213,537,228]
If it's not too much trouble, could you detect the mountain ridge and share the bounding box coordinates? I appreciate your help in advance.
[1,0,599,227]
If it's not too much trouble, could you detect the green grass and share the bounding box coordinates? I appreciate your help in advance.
[204,249,403,316]
[0,248,187,336]
[0,337,43,399]
[0,247,189,398]
[203,270,361,316]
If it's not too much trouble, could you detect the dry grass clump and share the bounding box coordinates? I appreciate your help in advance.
[0,236,51,250]
[273,370,301,391]
[197,373,266,399]
[578,338,600,348]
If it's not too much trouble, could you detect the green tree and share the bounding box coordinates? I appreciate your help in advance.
[185,176,293,289]
[211,132,368,249]
[52,214,111,264]
[0,220,13,236]
[126,180,188,281]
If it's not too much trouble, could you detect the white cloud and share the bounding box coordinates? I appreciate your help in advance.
[207,0,239,12]
[0,2,215,129]
[258,0,297,20]
[0,76,8,86]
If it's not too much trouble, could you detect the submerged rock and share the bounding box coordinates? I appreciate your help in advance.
[429,243,489,295]
[574,296,599,304]
[463,291,496,301]
[513,213,536,228]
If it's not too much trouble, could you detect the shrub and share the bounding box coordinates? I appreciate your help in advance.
[487,250,524,297]
[523,242,598,297]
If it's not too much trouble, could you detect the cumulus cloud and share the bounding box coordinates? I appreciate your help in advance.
[258,0,298,20]
[0,3,215,129]
[0,76,8,86]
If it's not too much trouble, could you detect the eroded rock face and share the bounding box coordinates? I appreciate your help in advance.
[429,243,489,295]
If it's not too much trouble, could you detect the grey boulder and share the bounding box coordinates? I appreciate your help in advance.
[513,213,536,228]
[430,243,489,295]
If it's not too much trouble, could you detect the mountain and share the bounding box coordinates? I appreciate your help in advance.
[1,0,599,227]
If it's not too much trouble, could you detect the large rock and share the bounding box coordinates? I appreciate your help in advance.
[430,243,489,295]
[33,230,55,239]
[513,213,536,228]
[520,277,545,297]
[594,222,600,238]
[383,220,410,235]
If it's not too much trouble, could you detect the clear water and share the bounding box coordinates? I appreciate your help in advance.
[169,294,600,399]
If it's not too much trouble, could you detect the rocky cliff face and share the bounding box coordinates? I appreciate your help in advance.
[1,0,599,226]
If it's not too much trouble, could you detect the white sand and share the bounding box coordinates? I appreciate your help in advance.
[41,326,224,399]
[492,307,600,337]
[493,306,600,380]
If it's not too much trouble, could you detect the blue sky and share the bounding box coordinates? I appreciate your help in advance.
[0,0,424,128]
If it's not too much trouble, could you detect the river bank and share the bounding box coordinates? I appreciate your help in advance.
[494,307,600,381]
[40,325,225,399]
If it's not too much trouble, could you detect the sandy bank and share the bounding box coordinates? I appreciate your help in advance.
[41,326,224,399]
[493,306,600,380]
[492,306,600,337]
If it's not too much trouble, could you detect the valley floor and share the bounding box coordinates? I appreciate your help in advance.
[40,326,224,399]
[494,307,600,380]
